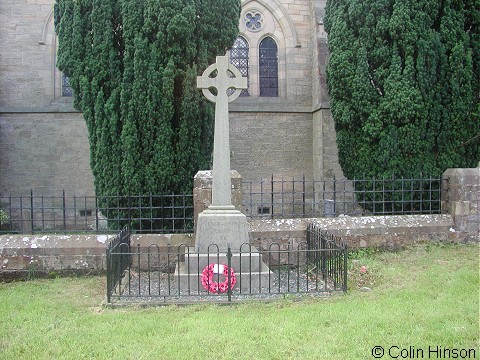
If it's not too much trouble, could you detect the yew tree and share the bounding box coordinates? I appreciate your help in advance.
[325,0,480,180]
[55,0,240,229]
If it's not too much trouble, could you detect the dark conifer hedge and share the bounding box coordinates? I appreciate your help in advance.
[55,0,240,230]
[325,0,479,179]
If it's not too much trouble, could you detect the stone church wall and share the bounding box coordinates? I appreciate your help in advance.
[310,1,344,180]
[0,0,58,107]
[229,0,316,180]
[230,111,313,179]
[0,112,95,195]
[0,0,343,197]
[0,1,94,196]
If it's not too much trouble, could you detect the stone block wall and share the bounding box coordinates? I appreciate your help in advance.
[0,0,94,196]
[249,215,456,251]
[0,112,95,195]
[0,233,194,277]
[312,109,345,180]
[230,111,313,179]
[310,1,346,182]
[442,168,480,241]
[0,1,60,107]
[310,0,329,109]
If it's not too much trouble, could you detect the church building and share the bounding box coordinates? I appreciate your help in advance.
[0,0,344,197]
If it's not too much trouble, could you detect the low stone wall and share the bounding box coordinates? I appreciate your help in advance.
[130,234,194,272]
[0,234,113,272]
[250,214,458,266]
[0,214,458,274]
[0,233,194,277]
[249,214,457,251]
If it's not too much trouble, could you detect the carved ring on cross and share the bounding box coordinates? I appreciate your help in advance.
[200,62,245,103]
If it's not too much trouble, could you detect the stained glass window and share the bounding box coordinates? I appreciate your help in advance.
[229,36,249,97]
[259,37,278,97]
[62,73,73,97]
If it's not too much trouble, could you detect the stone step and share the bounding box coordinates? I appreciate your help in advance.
[175,261,272,292]
[175,247,272,292]
[181,250,267,273]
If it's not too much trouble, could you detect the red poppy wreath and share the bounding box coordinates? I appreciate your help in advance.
[201,263,236,293]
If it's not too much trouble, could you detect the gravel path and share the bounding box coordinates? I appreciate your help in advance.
[111,268,342,304]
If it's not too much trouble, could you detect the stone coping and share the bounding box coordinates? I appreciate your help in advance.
[0,214,456,253]
[0,233,194,273]
[0,233,194,253]
[249,214,454,234]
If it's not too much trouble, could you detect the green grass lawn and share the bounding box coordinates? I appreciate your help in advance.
[0,243,478,360]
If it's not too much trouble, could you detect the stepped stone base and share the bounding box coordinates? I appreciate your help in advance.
[175,246,271,292]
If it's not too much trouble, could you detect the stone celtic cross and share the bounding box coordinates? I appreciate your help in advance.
[197,55,247,209]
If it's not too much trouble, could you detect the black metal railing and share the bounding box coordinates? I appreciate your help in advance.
[243,175,443,218]
[105,226,347,304]
[0,191,194,234]
[306,224,348,290]
[0,175,444,234]
[106,226,131,303]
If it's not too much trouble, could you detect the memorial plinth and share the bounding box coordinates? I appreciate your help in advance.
[193,170,244,233]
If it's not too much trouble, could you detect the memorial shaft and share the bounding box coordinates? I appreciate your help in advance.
[197,56,247,209]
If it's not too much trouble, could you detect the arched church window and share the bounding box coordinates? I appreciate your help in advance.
[62,73,73,97]
[259,37,278,97]
[229,36,249,96]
